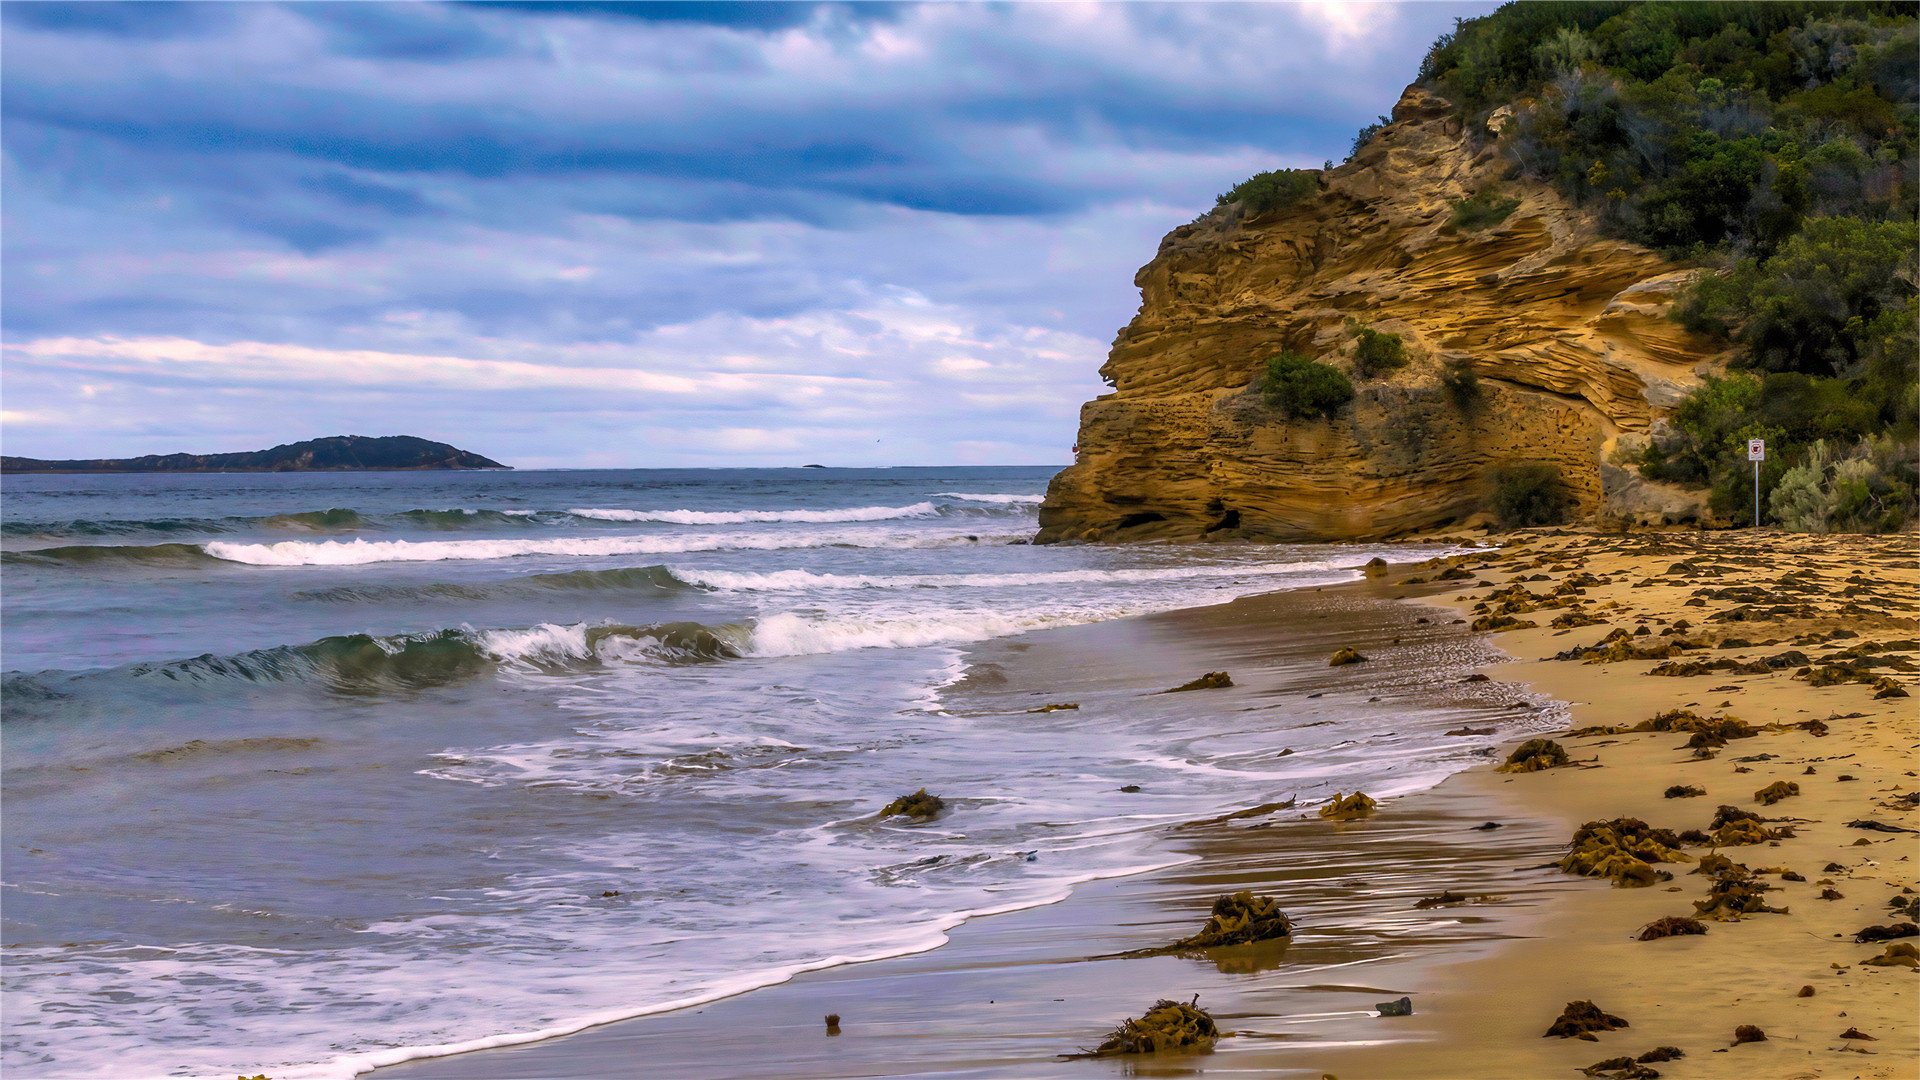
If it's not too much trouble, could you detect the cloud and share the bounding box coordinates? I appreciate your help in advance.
[1,0,1497,465]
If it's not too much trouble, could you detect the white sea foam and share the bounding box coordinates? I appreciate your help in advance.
[566,502,940,524]
[668,559,1351,593]
[929,492,1045,504]
[746,609,1120,656]
[202,528,954,566]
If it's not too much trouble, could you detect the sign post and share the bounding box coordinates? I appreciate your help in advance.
[1747,438,1765,529]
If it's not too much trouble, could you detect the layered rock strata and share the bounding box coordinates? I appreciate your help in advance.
[1036,86,1719,544]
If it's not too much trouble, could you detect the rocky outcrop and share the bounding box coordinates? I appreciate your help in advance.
[1036,85,1720,544]
[1,435,508,473]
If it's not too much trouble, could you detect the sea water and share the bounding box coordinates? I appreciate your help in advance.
[2,466,1459,1079]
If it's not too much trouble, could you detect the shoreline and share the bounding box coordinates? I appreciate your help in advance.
[370,555,1577,1080]
[370,528,1917,1080]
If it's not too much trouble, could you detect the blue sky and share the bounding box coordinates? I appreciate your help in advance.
[2,0,1491,468]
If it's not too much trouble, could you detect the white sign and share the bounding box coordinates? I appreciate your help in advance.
[1747,438,1765,462]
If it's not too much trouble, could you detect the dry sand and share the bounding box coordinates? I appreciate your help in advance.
[371,527,1917,1080]
[1318,527,1919,1080]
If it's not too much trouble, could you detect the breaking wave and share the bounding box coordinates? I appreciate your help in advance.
[2,542,225,568]
[566,503,944,525]
[203,529,972,566]
[928,492,1045,504]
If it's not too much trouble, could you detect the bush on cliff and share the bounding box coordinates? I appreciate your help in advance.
[1216,169,1319,216]
[1450,189,1522,230]
[1263,351,1355,420]
[1419,3,1916,258]
[1488,462,1575,526]
[1351,326,1411,378]
[1442,365,1484,411]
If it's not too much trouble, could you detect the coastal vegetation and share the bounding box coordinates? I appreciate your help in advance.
[1415,0,1917,530]
[1449,189,1523,230]
[1214,168,1318,215]
[1349,326,1410,378]
[1489,462,1575,527]
[1261,351,1354,420]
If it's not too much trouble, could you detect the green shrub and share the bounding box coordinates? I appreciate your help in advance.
[1352,327,1410,378]
[1488,463,1575,527]
[1442,365,1483,411]
[1450,189,1522,230]
[1263,351,1354,420]
[1216,170,1319,216]
[1769,436,1916,533]
[1419,3,1916,258]
[1349,114,1391,159]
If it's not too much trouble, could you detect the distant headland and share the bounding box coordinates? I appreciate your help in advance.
[1,435,510,474]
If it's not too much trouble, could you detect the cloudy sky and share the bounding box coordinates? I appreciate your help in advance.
[2,0,1490,468]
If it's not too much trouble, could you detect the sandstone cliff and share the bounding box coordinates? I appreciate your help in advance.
[1035,86,1720,544]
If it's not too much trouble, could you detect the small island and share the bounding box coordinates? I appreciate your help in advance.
[0,435,509,474]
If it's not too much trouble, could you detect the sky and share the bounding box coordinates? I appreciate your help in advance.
[1,0,1494,468]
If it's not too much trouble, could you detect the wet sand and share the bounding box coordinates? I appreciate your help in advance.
[373,529,1918,1080]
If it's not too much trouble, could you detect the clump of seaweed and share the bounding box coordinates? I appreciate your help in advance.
[1704,804,1780,846]
[1165,671,1233,693]
[1682,716,1756,748]
[1498,738,1569,773]
[1084,996,1220,1056]
[1862,942,1919,968]
[1731,1024,1766,1045]
[1852,921,1918,943]
[1637,1046,1683,1062]
[1328,647,1368,666]
[1753,781,1799,805]
[1172,891,1293,948]
[1028,702,1079,713]
[1559,818,1690,886]
[1472,613,1538,632]
[1319,791,1377,820]
[1693,866,1788,921]
[1664,785,1706,799]
[1636,916,1708,941]
[1544,1000,1629,1041]
[1580,1058,1660,1079]
[879,788,946,819]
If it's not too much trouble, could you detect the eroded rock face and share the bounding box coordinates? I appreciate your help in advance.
[1036,85,1720,544]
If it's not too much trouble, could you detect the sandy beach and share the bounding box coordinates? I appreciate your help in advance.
[374,527,1917,1080]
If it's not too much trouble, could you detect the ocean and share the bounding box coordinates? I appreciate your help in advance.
[2,466,1477,1080]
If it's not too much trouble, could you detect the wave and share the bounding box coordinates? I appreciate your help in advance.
[1,516,235,538]
[565,502,944,524]
[293,564,694,604]
[1,497,1039,541]
[392,508,554,529]
[929,492,1045,505]
[203,528,974,566]
[1,542,224,568]
[260,508,367,530]
[669,560,1348,593]
[7,621,756,703]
